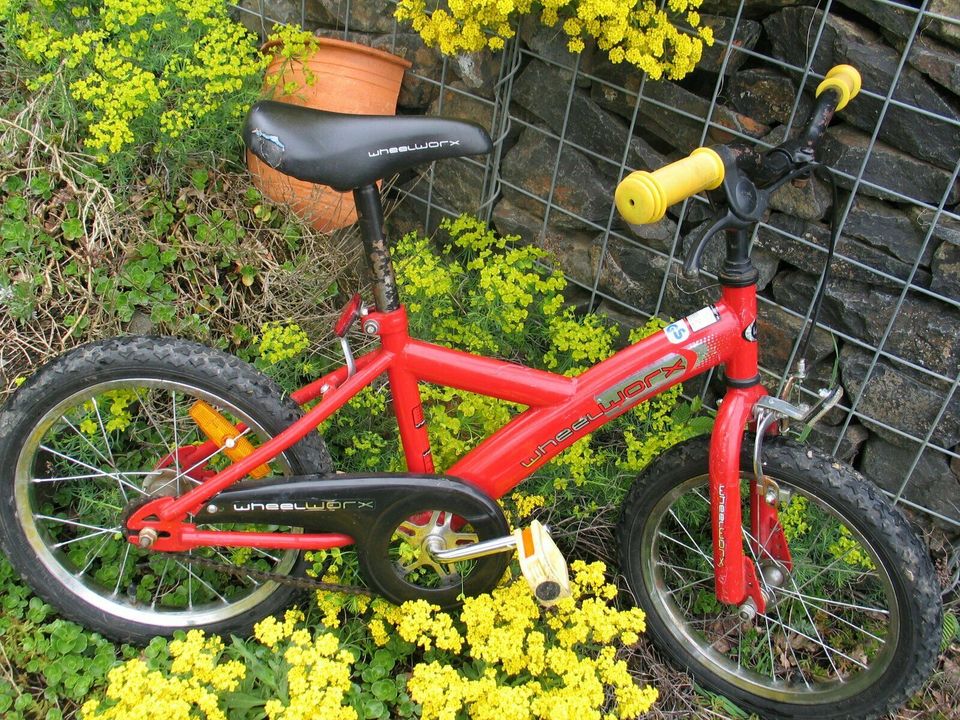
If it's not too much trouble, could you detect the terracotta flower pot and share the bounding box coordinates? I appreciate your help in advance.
[249,37,412,232]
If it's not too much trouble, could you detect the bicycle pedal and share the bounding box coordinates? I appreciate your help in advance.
[515,520,571,606]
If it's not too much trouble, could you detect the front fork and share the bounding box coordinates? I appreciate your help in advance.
[712,385,844,618]
[710,384,777,616]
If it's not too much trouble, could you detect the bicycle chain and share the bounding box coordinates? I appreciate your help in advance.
[161,551,375,597]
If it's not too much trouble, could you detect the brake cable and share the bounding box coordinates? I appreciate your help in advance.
[794,162,842,366]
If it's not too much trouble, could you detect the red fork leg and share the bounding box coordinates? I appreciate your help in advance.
[710,385,767,612]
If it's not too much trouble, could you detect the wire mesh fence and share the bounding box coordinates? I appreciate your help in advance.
[234,0,960,529]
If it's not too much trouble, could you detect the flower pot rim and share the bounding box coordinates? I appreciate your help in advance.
[260,36,412,70]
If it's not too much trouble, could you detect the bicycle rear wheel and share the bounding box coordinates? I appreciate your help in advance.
[617,435,940,720]
[0,337,331,644]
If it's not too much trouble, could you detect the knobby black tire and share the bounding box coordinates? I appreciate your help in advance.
[0,336,331,644]
[617,435,941,720]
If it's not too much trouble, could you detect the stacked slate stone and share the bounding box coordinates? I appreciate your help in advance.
[239,0,960,526]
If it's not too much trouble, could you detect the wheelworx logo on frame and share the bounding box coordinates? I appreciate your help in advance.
[521,355,688,469]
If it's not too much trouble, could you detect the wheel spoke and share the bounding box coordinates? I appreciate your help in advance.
[39,444,146,498]
[131,388,177,459]
[778,588,887,644]
[174,559,230,604]
[152,558,172,609]
[90,396,118,469]
[759,611,869,671]
[35,514,118,534]
[60,413,116,471]
[668,506,713,564]
[53,527,118,550]
[212,549,262,587]
[658,530,714,566]
[32,471,156,483]
[74,533,114,577]
[171,390,182,482]
[665,575,712,596]
[112,543,132,597]
[775,588,890,617]
[166,426,252,490]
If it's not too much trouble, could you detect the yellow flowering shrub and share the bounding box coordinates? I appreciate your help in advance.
[781,491,875,570]
[321,215,710,499]
[395,0,714,80]
[398,561,657,720]
[77,388,137,435]
[4,0,267,178]
[259,321,311,364]
[82,562,656,720]
[81,631,245,720]
[828,526,876,570]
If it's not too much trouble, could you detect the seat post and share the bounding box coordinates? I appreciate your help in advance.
[353,184,399,312]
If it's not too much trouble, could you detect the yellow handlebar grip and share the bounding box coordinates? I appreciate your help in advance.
[815,64,862,111]
[615,147,725,225]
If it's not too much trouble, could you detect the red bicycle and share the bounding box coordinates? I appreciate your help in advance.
[0,64,940,719]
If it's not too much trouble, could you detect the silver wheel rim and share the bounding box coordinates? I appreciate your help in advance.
[640,473,900,704]
[15,378,299,629]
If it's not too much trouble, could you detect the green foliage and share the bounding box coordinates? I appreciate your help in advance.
[307,215,711,505]
[0,161,346,395]
[394,0,714,80]
[941,610,959,653]
[3,0,267,182]
[0,555,131,719]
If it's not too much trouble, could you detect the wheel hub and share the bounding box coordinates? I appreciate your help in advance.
[142,467,182,498]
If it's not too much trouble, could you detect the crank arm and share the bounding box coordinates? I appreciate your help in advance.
[432,521,571,606]
[428,532,521,562]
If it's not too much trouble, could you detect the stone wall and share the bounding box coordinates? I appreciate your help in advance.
[240,0,960,527]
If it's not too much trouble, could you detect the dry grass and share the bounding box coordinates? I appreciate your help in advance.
[0,100,363,398]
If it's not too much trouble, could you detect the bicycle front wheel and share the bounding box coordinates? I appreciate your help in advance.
[617,435,940,720]
[0,337,331,644]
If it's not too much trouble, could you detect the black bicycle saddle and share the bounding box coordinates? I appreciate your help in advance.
[244,101,493,191]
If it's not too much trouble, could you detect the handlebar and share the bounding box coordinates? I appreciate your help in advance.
[815,64,861,113]
[614,65,861,227]
[614,147,725,225]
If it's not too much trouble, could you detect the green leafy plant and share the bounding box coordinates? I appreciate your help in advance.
[3,0,267,181]
[395,0,714,80]
[0,556,129,720]
[941,610,958,653]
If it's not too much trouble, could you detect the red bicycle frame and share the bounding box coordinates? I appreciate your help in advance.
[127,276,780,612]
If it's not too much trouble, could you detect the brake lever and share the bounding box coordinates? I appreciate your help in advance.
[682,212,738,279]
[682,162,818,279]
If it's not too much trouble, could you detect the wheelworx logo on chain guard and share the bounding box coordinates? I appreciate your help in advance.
[192,473,504,546]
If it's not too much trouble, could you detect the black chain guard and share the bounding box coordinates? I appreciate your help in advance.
[193,474,510,592]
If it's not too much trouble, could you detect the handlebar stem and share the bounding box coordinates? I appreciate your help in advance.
[799,91,840,156]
